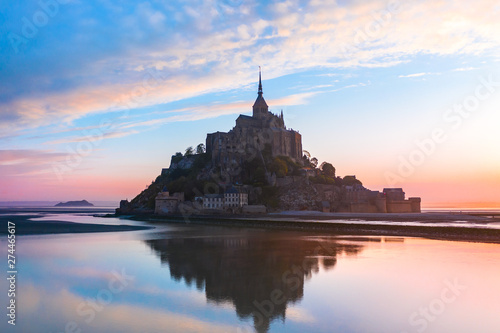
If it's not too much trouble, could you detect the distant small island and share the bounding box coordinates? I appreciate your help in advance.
[55,200,94,207]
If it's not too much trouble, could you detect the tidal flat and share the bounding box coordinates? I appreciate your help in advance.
[1,208,500,332]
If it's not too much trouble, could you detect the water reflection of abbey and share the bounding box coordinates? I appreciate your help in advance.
[145,231,362,332]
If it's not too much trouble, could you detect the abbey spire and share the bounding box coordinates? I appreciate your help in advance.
[253,67,269,119]
[258,66,263,95]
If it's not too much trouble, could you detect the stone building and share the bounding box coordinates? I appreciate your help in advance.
[224,187,249,209]
[383,188,421,213]
[343,184,387,213]
[155,190,184,215]
[202,187,249,211]
[340,186,421,213]
[206,70,302,174]
[203,194,224,210]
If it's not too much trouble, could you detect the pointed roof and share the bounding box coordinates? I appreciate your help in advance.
[253,67,268,109]
[258,66,263,94]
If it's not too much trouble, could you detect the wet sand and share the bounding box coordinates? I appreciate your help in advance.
[3,210,500,243]
[133,211,500,244]
[0,214,151,235]
[268,210,500,222]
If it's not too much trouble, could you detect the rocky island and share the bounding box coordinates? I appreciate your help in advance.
[118,71,421,216]
[55,200,94,207]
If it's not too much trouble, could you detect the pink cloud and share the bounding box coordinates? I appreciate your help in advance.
[2,0,499,138]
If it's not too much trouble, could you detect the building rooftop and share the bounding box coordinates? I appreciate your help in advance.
[205,194,223,198]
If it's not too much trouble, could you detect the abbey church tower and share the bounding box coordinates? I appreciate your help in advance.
[206,69,303,174]
[252,67,269,119]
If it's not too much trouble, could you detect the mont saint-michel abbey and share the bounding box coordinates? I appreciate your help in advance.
[206,71,302,169]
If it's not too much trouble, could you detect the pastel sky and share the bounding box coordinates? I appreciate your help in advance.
[1,0,499,206]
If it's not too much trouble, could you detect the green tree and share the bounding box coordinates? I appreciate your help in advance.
[343,175,362,186]
[310,175,336,185]
[270,157,288,177]
[321,162,336,178]
[185,146,194,156]
[171,152,183,164]
[196,143,205,154]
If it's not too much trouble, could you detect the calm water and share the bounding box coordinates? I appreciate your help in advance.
[1,210,500,333]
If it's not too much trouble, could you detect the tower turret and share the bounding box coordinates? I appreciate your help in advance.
[252,67,269,119]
